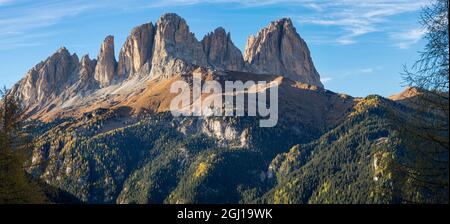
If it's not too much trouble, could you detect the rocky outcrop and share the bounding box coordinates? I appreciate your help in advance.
[94,36,117,87]
[117,23,155,79]
[201,27,244,71]
[244,18,323,88]
[11,47,79,107]
[78,54,98,92]
[150,13,207,78]
[80,55,96,82]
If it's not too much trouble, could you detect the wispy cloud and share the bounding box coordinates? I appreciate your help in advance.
[320,77,333,83]
[294,0,429,45]
[334,67,377,78]
[0,0,430,50]
[0,31,58,50]
[390,28,426,49]
[0,0,115,50]
[145,0,429,46]
[0,0,13,5]
[359,68,374,73]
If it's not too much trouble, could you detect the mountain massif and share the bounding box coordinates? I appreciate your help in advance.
[6,13,448,204]
[9,13,322,121]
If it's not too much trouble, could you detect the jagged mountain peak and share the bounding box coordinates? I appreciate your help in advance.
[272,17,293,26]
[10,46,80,110]
[131,22,155,34]
[11,13,326,119]
[80,54,92,63]
[50,46,78,61]
[246,17,295,45]
[244,17,323,88]
[150,12,207,78]
[210,27,227,35]
[201,26,244,71]
[56,46,70,53]
[80,54,97,81]
[158,12,183,22]
[94,35,117,87]
[118,22,155,79]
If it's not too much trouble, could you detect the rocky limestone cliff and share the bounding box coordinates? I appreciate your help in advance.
[117,23,155,79]
[78,54,98,93]
[10,13,327,120]
[11,47,79,107]
[244,18,323,88]
[80,55,96,82]
[94,36,117,87]
[150,13,208,79]
[201,27,244,71]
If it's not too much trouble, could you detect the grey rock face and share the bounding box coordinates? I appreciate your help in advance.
[94,36,117,87]
[80,54,97,82]
[78,54,98,92]
[150,13,207,78]
[244,18,323,88]
[11,47,79,107]
[117,23,155,79]
[201,27,244,71]
[10,13,326,119]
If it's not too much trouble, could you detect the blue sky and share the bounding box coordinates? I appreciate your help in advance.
[0,0,430,97]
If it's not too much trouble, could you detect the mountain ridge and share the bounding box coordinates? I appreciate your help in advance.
[9,13,323,121]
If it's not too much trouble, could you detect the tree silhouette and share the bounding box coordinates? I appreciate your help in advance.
[398,0,449,203]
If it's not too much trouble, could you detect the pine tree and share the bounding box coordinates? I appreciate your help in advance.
[0,88,46,203]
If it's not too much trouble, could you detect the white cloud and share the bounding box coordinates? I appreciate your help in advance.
[335,39,355,45]
[294,0,430,45]
[0,0,114,49]
[320,77,333,83]
[137,0,431,46]
[390,28,426,49]
[359,68,374,73]
[0,0,12,5]
[338,67,377,78]
[0,0,430,50]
